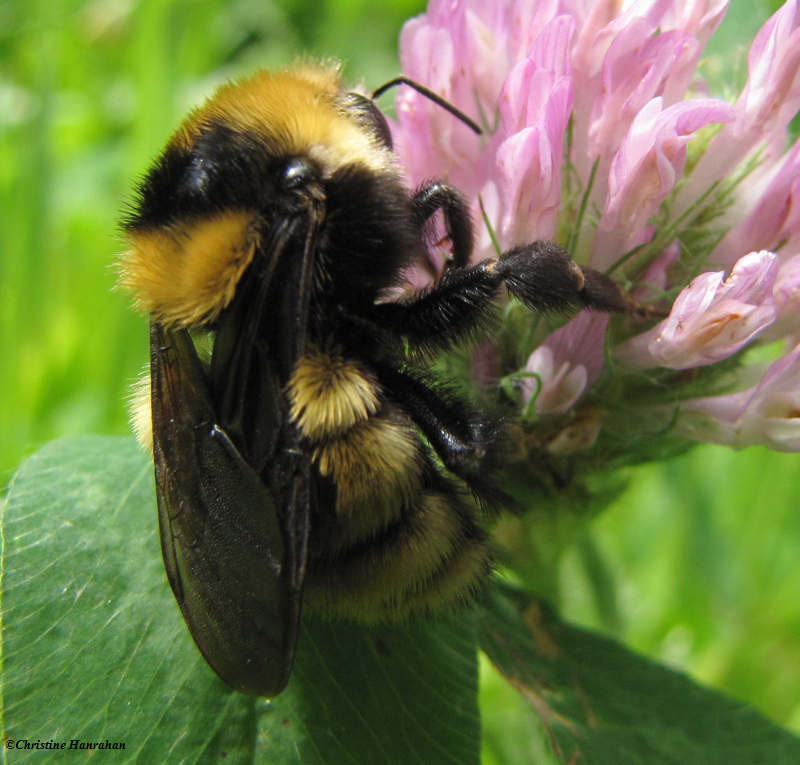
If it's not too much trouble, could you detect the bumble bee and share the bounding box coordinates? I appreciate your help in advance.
[119,62,630,697]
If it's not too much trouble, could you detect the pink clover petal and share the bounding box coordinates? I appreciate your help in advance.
[494,70,572,246]
[525,346,589,414]
[499,14,574,133]
[669,0,729,40]
[396,15,486,190]
[588,27,686,160]
[508,0,562,60]
[661,0,729,102]
[593,97,734,262]
[608,97,735,225]
[572,0,725,157]
[680,343,800,451]
[675,0,800,211]
[616,251,779,369]
[634,242,682,301]
[460,7,511,113]
[736,0,800,143]
[713,138,800,265]
[715,249,779,303]
[495,127,557,246]
[759,252,800,339]
[523,311,608,414]
[774,254,800,319]
[491,18,575,248]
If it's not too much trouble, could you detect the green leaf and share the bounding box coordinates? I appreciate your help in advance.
[478,581,800,764]
[1,436,254,763]
[261,615,480,765]
[1,435,480,763]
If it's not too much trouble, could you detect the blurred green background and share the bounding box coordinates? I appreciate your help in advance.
[3,0,799,758]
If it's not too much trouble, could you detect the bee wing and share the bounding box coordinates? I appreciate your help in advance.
[148,202,322,696]
[149,320,307,697]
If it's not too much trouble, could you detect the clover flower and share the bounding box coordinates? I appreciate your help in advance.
[391,0,800,481]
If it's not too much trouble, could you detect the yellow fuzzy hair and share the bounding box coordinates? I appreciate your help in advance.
[128,368,152,451]
[303,492,488,621]
[120,211,260,327]
[288,352,380,441]
[172,64,393,177]
[313,416,423,520]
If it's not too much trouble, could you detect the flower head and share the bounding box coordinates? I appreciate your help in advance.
[391,0,800,473]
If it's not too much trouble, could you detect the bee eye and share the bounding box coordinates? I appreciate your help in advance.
[185,155,211,193]
[282,158,317,189]
[340,91,393,150]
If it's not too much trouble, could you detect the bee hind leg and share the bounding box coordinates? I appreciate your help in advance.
[496,241,633,314]
[375,362,509,507]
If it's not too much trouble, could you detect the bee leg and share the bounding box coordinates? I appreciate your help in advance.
[374,241,632,354]
[411,182,474,269]
[496,241,631,313]
[372,259,505,354]
[375,363,506,504]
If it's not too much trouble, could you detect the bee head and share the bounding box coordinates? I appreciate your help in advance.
[118,64,408,328]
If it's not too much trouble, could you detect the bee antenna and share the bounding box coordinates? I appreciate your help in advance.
[372,77,482,135]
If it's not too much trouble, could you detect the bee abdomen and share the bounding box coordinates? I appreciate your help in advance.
[304,488,491,621]
[288,349,492,620]
[289,351,422,530]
